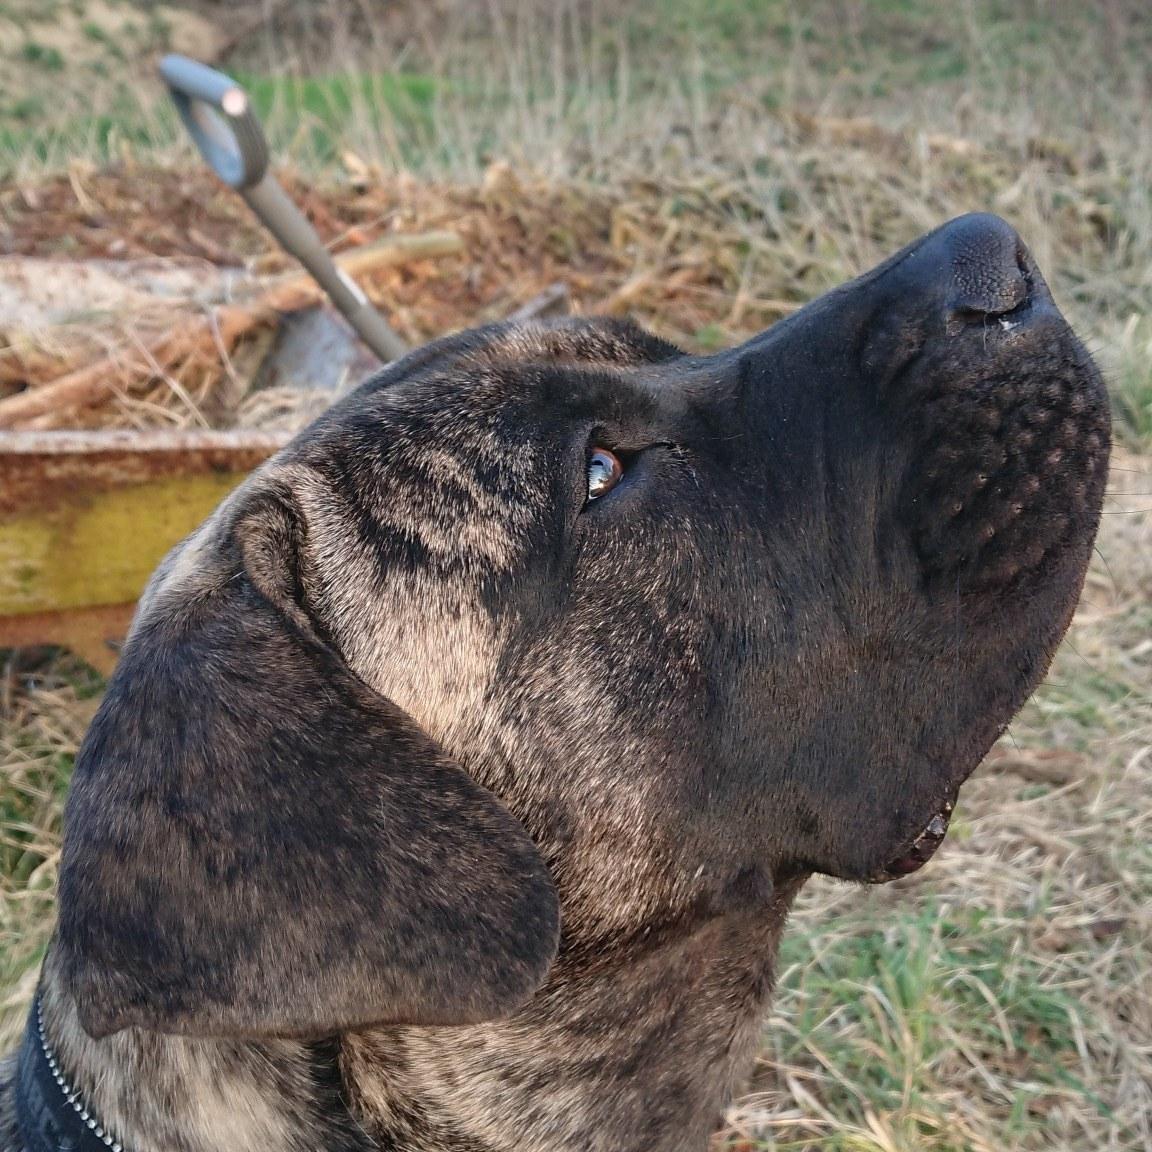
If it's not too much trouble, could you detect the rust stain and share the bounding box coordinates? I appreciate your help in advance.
[0,602,137,676]
[0,429,291,516]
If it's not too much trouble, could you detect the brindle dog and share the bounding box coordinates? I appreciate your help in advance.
[0,213,1109,1152]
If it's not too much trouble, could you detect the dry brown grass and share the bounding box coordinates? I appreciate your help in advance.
[0,654,98,1032]
[1,123,1148,436]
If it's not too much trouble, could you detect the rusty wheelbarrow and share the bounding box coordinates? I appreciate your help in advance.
[0,58,411,673]
[0,430,291,673]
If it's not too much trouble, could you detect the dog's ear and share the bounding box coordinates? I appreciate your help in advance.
[56,481,560,1040]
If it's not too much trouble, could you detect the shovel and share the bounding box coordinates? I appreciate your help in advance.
[159,54,407,364]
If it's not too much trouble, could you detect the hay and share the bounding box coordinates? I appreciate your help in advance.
[0,232,461,428]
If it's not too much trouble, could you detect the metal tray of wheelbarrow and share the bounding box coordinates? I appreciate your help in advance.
[0,429,290,673]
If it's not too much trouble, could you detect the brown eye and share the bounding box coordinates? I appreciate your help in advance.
[587,447,624,501]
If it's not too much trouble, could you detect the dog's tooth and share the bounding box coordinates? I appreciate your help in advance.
[926,813,948,837]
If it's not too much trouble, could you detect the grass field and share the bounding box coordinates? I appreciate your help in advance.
[2,2,1151,1149]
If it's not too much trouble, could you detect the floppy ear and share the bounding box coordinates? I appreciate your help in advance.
[56,483,560,1040]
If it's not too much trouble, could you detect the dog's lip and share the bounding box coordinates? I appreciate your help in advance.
[866,797,956,883]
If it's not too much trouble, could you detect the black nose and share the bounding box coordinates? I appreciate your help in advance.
[919,213,1031,320]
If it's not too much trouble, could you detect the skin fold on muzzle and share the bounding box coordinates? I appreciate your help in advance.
[1,213,1109,1152]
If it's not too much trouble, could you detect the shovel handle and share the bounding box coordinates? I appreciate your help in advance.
[242,178,408,362]
[159,55,406,362]
[159,55,269,189]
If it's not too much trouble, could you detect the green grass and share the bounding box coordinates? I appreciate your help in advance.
[764,901,1112,1150]
[18,40,65,71]
[237,71,438,167]
[1108,317,1152,450]
[0,68,439,170]
[2,1,1148,180]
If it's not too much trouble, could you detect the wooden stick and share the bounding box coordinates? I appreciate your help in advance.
[251,231,464,313]
[0,232,463,430]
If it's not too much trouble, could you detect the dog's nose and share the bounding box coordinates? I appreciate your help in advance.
[918,213,1031,321]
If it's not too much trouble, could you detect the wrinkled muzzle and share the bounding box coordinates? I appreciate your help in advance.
[889,217,1109,600]
[721,213,1109,884]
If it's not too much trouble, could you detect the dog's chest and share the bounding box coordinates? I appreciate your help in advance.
[343,926,779,1152]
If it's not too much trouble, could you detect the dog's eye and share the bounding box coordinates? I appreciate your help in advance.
[587,448,624,501]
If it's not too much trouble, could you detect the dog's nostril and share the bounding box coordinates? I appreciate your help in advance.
[937,213,1032,322]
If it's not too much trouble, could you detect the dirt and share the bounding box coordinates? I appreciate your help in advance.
[0,165,621,291]
[0,161,809,429]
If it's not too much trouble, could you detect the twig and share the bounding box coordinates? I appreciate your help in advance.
[0,307,257,429]
[242,231,464,312]
[125,330,211,429]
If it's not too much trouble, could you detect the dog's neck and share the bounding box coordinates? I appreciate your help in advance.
[32,893,798,1152]
[33,949,368,1152]
[343,902,795,1152]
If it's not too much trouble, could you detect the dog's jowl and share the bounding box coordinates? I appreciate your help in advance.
[0,214,1109,1152]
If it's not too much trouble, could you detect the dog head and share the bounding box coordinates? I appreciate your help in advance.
[57,213,1109,1040]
